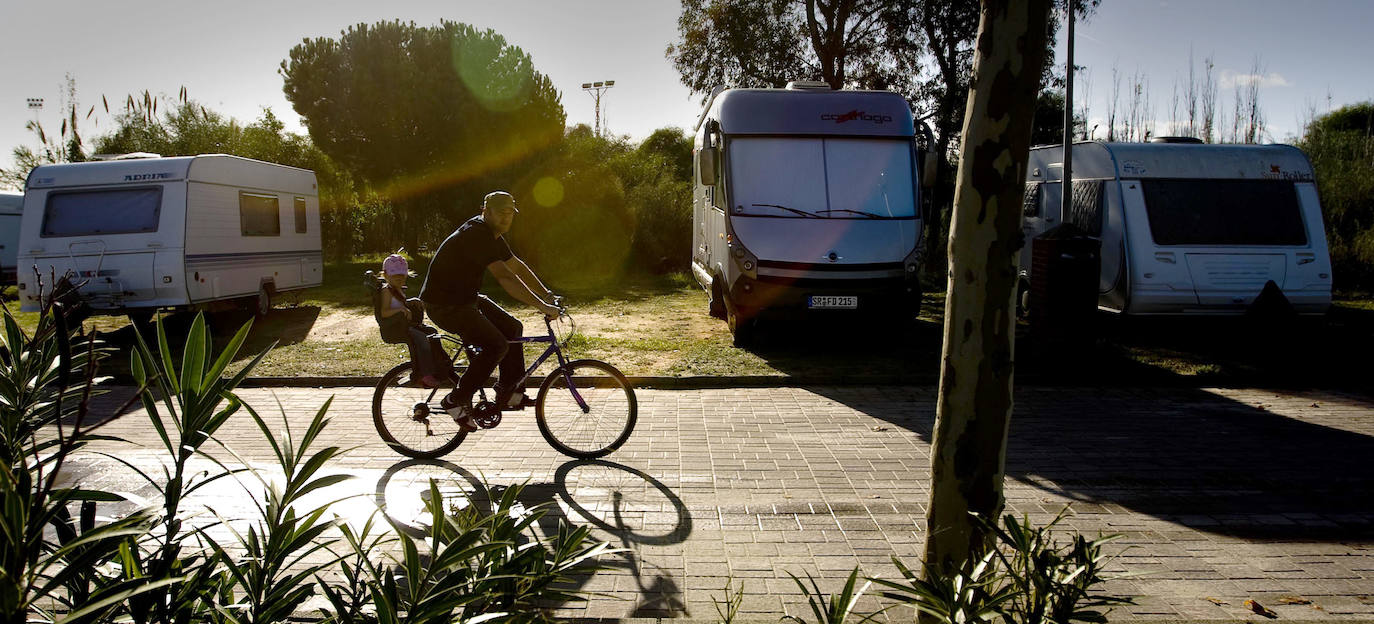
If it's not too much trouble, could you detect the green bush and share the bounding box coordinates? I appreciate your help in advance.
[1299,102,1374,293]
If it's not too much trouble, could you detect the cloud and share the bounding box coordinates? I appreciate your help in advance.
[1221,71,1292,89]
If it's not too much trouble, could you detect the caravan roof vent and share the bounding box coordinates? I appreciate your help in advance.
[1148,136,1204,144]
[90,152,163,161]
[785,80,832,90]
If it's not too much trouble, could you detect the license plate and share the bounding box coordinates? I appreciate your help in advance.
[808,295,858,309]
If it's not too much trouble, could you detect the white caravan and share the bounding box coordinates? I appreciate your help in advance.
[691,82,933,344]
[18,155,322,317]
[0,191,21,283]
[1020,139,1332,315]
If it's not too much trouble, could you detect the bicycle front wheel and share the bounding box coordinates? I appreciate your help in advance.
[536,359,637,459]
[373,361,468,459]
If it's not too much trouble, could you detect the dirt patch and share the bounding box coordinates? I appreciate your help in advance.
[307,308,382,343]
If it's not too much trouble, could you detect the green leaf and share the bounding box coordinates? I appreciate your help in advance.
[179,313,208,393]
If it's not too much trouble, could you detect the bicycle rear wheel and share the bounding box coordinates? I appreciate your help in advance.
[373,361,467,459]
[535,359,637,459]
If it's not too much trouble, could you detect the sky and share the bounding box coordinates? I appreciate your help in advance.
[2,0,1371,177]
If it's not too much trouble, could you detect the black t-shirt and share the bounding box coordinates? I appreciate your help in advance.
[419,216,513,307]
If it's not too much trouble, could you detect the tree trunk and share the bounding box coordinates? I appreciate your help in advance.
[921,0,1051,581]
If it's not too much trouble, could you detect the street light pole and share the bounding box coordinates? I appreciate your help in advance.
[581,80,615,137]
[27,97,43,126]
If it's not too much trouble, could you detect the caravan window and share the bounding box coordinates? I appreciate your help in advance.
[42,187,161,237]
[1141,179,1306,246]
[294,197,307,233]
[728,137,916,218]
[1065,180,1104,236]
[240,192,280,236]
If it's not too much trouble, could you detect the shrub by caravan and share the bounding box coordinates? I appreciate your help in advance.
[18,155,322,317]
[691,82,935,344]
[1020,140,1332,315]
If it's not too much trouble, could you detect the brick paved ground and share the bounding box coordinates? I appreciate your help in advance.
[66,385,1374,622]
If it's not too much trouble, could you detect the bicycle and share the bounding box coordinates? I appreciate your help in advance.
[371,305,637,460]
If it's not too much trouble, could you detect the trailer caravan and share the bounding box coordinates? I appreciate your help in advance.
[18,155,322,317]
[691,83,933,344]
[1020,140,1332,315]
[0,191,21,284]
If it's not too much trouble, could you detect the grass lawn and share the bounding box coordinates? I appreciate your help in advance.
[6,257,1372,388]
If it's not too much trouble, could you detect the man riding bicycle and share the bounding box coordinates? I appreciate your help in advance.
[420,191,561,432]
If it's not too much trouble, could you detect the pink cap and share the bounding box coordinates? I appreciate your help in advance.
[383,254,408,276]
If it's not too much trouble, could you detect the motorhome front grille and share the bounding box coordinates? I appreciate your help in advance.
[756,274,905,288]
[757,260,903,272]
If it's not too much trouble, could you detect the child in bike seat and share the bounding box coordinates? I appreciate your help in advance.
[378,254,442,388]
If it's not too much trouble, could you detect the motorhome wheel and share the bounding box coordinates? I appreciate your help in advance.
[726,301,757,347]
[709,278,726,319]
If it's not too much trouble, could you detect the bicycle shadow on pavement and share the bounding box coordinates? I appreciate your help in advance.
[374,458,692,618]
[801,383,1374,541]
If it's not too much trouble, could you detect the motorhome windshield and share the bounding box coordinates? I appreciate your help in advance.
[42,187,162,237]
[1141,179,1306,246]
[728,137,915,219]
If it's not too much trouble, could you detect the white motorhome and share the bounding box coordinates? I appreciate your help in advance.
[1020,139,1332,315]
[18,155,322,318]
[0,191,21,284]
[691,82,933,344]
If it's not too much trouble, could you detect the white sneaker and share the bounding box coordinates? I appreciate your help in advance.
[445,403,479,432]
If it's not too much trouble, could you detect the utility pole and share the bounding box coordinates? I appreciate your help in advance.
[581,80,615,137]
[1061,3,1074,219]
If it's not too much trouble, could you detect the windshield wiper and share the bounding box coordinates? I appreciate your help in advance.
[815,208,891,219]
[750,203,822,218]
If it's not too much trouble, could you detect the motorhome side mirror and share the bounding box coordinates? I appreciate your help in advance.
[698,147,719,186]
[921,148,939,188]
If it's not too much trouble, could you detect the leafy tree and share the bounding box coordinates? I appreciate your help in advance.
[1029,89,1086,146]
[667,0,906,95]
[1299,102,1374,291]
[504,125,634,289]
[620,128,694,273]
[636,126,694,182]
[924,0,1052,587]
[281,20,566,250]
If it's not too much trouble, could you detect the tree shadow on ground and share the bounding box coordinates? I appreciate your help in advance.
[733,301,1374,390]
[802,382,1374,542]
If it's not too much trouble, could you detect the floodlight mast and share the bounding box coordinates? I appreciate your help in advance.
[581,80,615,137]
[27,97,43,124]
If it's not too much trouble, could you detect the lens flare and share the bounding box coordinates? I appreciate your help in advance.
[533,176,565,207]
[452,34,532,113]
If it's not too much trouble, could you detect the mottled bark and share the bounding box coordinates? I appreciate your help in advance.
[921,0,1051,581]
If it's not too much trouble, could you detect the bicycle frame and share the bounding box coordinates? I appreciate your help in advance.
[436,316,589,411]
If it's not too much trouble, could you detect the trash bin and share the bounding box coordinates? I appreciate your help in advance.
[1028,224,1100,351]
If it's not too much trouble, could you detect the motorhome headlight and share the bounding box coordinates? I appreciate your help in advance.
[905,264,916,273]
[728,241,758,279]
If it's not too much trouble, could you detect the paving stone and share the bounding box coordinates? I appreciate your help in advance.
[66,384,1374,621]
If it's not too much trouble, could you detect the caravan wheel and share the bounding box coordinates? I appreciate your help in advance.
[255,287,273,318]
